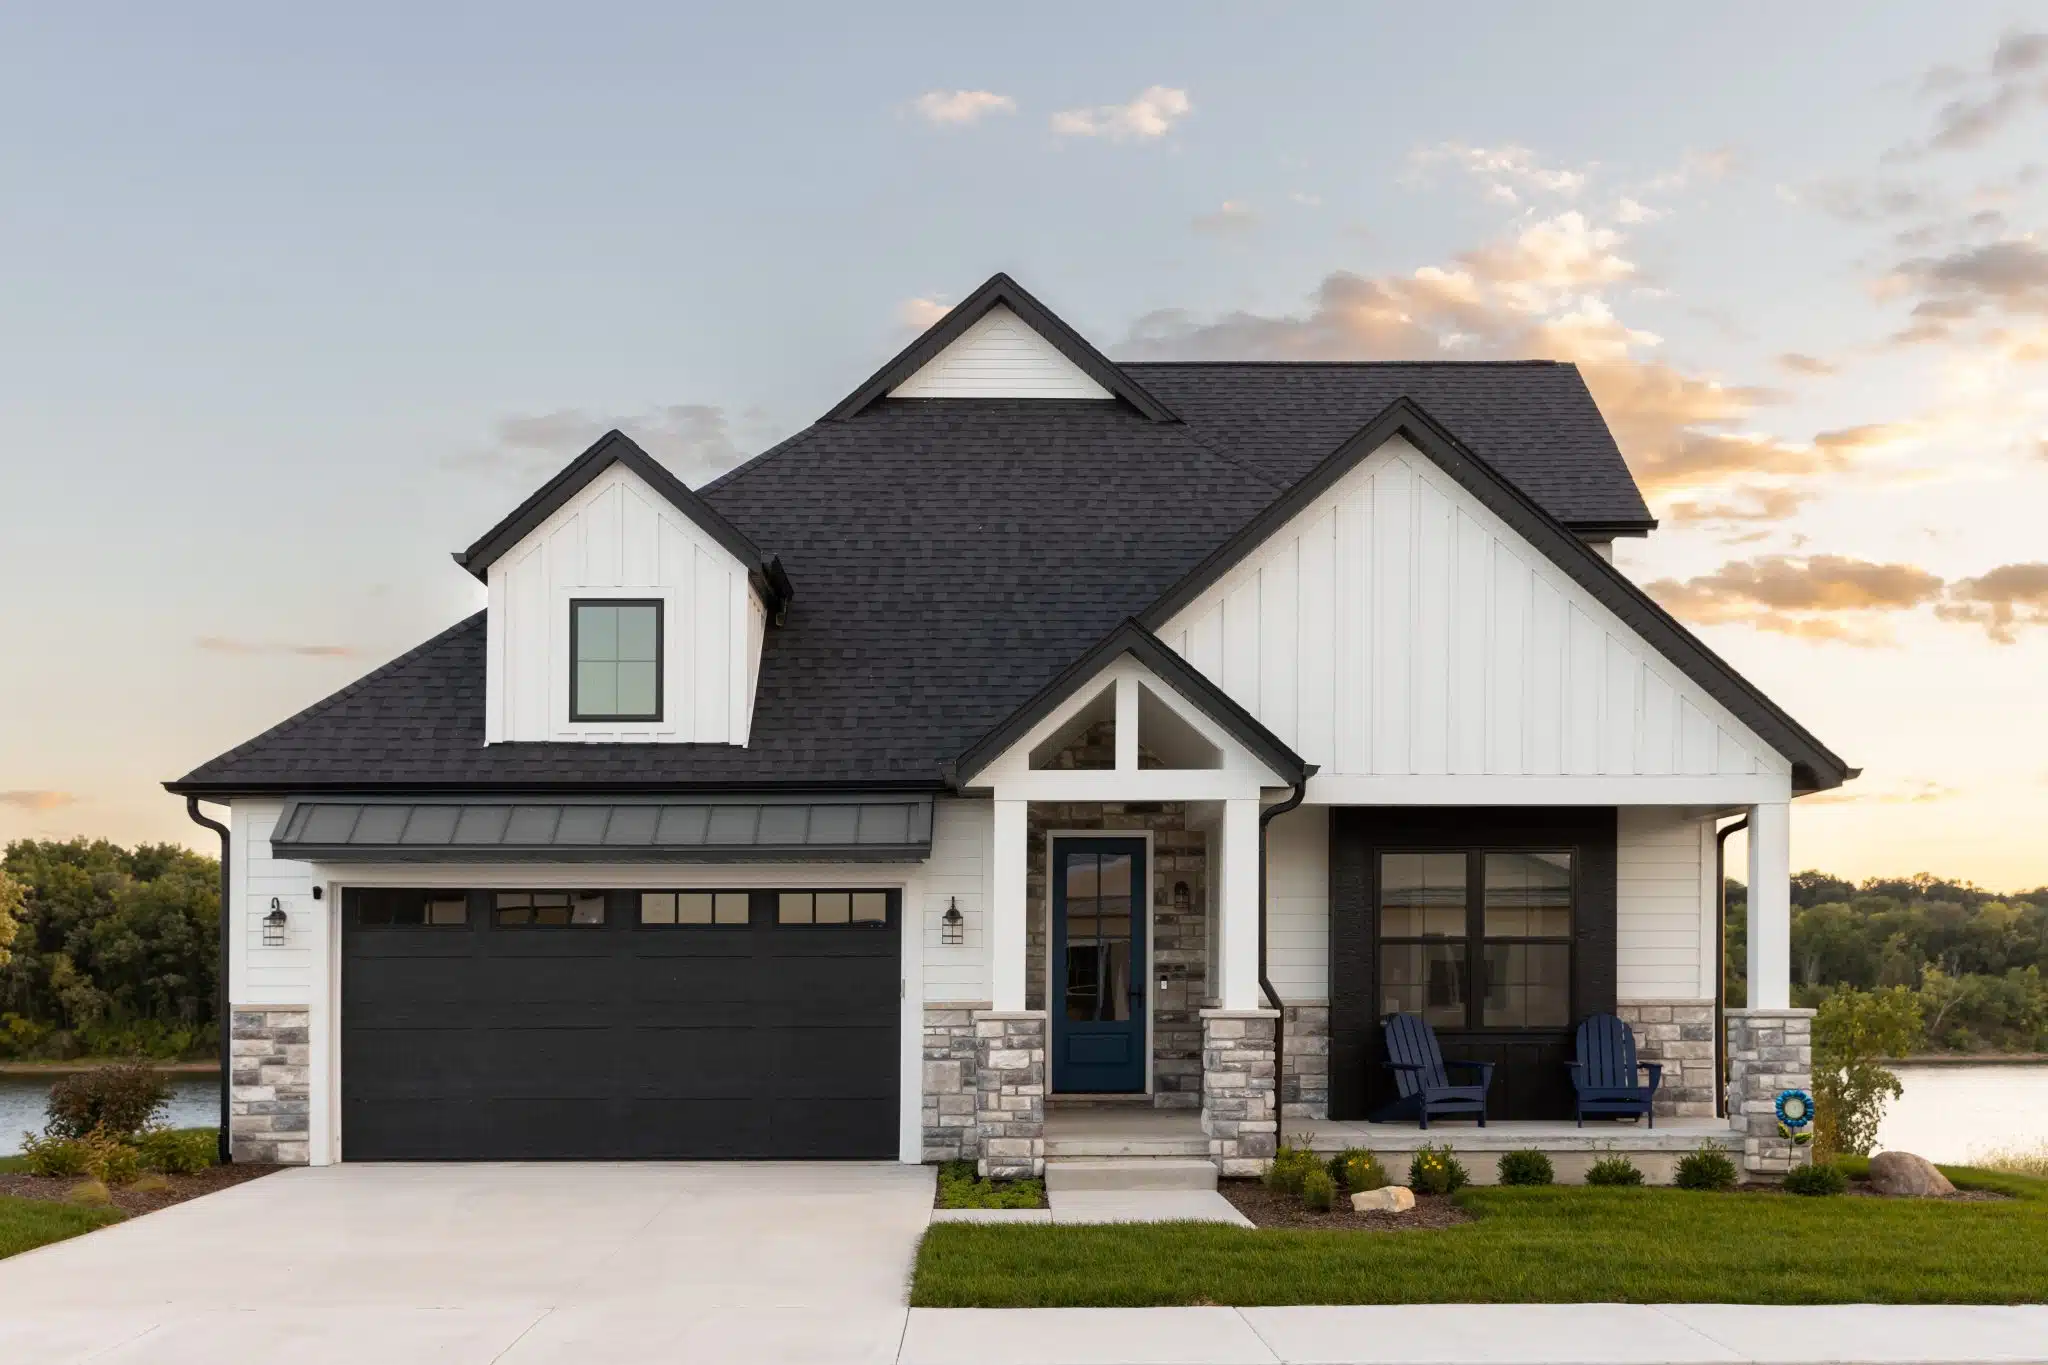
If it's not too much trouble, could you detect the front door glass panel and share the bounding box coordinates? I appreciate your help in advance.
[1063,851,1133,1022]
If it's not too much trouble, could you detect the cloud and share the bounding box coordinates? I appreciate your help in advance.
[1641,148,1735,193]
[1661,483,1815,528]
[1114,211,1847,500]
[1289,192,1322,207]
[445,404,760,486]
[1884,238,2048,346]
[1051,86,1190,141]
[911,90,1017,126]
[1802,179,1931,222]
[1643,554,1947,646]
[1776,352,1839,376]
[1192,201,1257,234]
[195,637,357,658]
[1891,30,2048,159]
[1813,422,1917,453]
[1935,561,2048,642]
[0,790,76,812]
[1806,779,1959,807]
[1411,142,1590,202]
[897,297,952,329]
[1615,197,1663,224]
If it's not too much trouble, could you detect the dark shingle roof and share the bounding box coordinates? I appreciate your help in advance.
[168,363,1680,794]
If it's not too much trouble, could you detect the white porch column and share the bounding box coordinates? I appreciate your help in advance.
[1218,797,1262,1010]
[1746,800,1792,1010]
[991,798,1029,1011]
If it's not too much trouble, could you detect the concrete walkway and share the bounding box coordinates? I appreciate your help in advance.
[1,1164,2041,1363]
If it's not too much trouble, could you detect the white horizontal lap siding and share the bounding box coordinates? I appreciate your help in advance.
[486,463,761,744]
[1264,804,1330,1002]
[921,797,990,1003]
[1617,808,1716,1000]
[1159,437,1789,787]
[888,305,1113,400]
[231,800,316,1006]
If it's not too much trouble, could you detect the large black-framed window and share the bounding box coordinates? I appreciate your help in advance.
[570,599,662,722]
[1377,849,1575,1031]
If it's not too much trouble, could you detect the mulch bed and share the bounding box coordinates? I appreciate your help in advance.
[0,1164,279,1218]
[1219,1180,1474,1230]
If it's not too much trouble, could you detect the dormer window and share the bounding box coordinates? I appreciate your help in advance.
[570,599,662,722]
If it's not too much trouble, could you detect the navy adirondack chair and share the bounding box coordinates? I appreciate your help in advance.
[1375,1012,1492,1128]
[1567,1013,1663,1127]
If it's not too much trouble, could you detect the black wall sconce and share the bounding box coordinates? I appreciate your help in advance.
[1173,881,1192,913]
[941,896,965,945]
[263,898,288,948]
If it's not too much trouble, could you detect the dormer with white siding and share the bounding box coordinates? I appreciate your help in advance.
[454,431,789,745]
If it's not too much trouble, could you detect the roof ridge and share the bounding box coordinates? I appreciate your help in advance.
[171,614,484,783]
[1120,359,1570,369]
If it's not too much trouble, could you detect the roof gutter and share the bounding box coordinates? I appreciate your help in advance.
[185,797,233,1166]
[1258,775,1311,1122]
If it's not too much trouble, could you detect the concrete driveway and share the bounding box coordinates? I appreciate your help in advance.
[0,1162,936,1364]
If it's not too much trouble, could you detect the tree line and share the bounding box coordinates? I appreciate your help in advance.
[1727,871,2048,1054]
[0,839,220,1059]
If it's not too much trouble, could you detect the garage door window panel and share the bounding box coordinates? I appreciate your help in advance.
[639,891,751,926]
[347,888,470,928]
[494,891,607,927]
[777,891,890,925]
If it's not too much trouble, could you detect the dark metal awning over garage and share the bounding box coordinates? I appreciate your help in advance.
[268,795,935,862]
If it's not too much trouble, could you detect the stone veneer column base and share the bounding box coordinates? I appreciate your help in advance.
[1725,1007,1815,1177]
[921,1004,983,1164]
[1280,1003,1330,1120]
[1201,1008,1278,1177]
[230,1006,309,1164]
[974,1011,1046,1180]
[1615,1000,1718,1118]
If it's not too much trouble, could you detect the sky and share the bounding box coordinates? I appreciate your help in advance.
[2,3,2044,889]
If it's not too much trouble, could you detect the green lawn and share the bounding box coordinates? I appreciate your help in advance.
[0,1197,121,1260]
[912,1162,2048,1306]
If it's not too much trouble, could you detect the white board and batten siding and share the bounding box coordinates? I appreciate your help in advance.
[229,800,316,1007]
[920,797,992,1004]
[1617,807,1719,1001]
[486,461,767,744]
[1158,436,1793,801]
[889,305,1113,400]
[1264,805,1331,1003]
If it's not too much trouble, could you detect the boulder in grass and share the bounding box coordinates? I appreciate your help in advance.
[1868,1151,1956,1197]
[1352,1185,1416,1213]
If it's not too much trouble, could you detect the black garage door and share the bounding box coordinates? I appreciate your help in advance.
[341,886,899,1160]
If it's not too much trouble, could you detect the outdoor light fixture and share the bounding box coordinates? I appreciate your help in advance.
[263,898,288,948]
[941,896,964,945]
[1173,881,1192,912]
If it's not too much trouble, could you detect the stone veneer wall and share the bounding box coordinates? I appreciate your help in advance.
[1024,721,1209,1109]
[921,1004,982,1163]
[1280,1003,1330,1120]
[230,1006,309,1164]
[975,1011,1047,1179]
[1615,1000,1719,1118]
[1725,1007,1815,1176]
[1200,1008,1278,1177]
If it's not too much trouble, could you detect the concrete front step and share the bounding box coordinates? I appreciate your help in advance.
[1043,1135,1212,1159]
[1044,1158,1218,1192]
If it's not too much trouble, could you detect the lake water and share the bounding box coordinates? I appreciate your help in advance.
[3,1063,2043,1162]
[0,1076,219,1155]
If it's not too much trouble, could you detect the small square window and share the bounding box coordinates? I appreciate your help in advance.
[815,892,851,924]
[852,892,888,924]
[571,600,662,722]
[778,892,814,924]
[427,895,469,926]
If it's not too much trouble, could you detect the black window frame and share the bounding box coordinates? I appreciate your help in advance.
[635,889,756,929]
[774,889,895,928]
[490,889,610,929]
[345,887,472,930]
[1375,848,1577,1033]
[568,597,664,723]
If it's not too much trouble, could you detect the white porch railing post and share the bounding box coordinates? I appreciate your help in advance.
[991,798,1029,1011]
[1746,800,1792,1010]
[1219,796,1262,1010]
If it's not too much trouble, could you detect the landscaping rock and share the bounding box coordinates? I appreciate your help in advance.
[1351,1185,1416,1213]
[1868,1151,1955,1197]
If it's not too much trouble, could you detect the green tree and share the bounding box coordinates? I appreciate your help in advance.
[1812,986,1922,1158]
[0,867,21,969]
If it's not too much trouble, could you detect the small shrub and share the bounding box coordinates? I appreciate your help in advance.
[1264,1146,1320,1197]
[1299,1165,1337,1212]
[1975,1143,2048,1179]
[1408,1144,1468,1196]
[18,1131,91,1178]
[44,1062,169,1140]
[933,1160,1044,1209]
[1585,1156,1644,1187]
[77,1129,141,1185]
[65,1178,111,1207]
[1329,1147,1388,1193]
[1782,1160,1848,1196]
[1675,1143,1739,1192]
[129,1172,172,1194]
[136,1127,217,1175]
[1497,1149,1554,1186]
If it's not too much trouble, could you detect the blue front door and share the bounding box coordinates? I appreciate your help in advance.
[1051,838,1147,1093]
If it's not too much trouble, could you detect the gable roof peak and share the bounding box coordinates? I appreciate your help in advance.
[452,430,792,614]
[824,272,1179,423]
